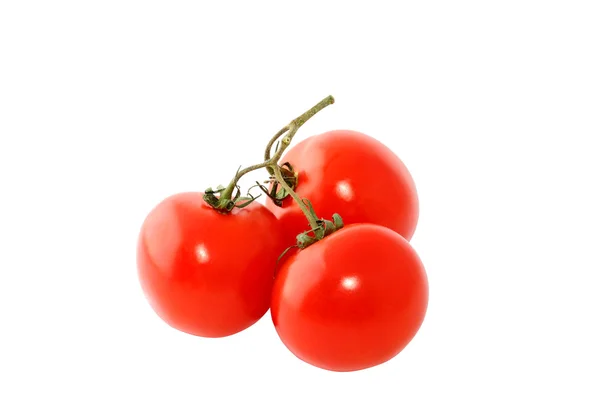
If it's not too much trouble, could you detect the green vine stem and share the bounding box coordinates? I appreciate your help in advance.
[205,94,344,250]
[204,95,335,216]
[272,163,319,230]
[264,95,335,173]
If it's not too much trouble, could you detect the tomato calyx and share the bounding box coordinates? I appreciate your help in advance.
[262,161,298,208]
[203,182,260,212]
[276,211,344,271]
[203,164,265,212]
[255,162,298,207]
[276,201,344,267]
[296,210,344,249]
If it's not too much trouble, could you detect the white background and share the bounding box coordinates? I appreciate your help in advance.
[1,1,599,399]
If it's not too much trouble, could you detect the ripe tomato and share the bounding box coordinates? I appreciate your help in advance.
[137,192,284,338]
[266,130,418,245]
[271,224,428,372]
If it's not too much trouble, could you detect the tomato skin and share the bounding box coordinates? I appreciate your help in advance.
[137,192,284,338]
[271,224,428,372]
[267,130,419,245]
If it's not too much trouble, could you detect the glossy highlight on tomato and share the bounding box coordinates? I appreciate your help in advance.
[266,130,419,246]
[271,224,428,372]
[137,192,284,338]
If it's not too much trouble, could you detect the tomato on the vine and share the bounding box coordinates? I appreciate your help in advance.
[266,130,419,246]
[271,223,428,372]
[137,192,284,338]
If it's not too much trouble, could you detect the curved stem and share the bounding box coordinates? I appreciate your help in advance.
[219,161,270,201]
[264,126,289,167]
[264,95,334,163]
[272,166,319,230]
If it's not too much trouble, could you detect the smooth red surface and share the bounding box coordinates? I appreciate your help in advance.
[266,130,419,245]
[137,192,284,338]
[271,224,428,372]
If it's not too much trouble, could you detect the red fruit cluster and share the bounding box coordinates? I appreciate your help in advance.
[137,97,428,372]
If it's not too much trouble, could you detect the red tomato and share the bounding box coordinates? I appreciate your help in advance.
[266,130,418,245]
[271,224,428,372]
[137,192,284,338]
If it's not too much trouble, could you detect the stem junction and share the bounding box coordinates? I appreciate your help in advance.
[203,95,343,249]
